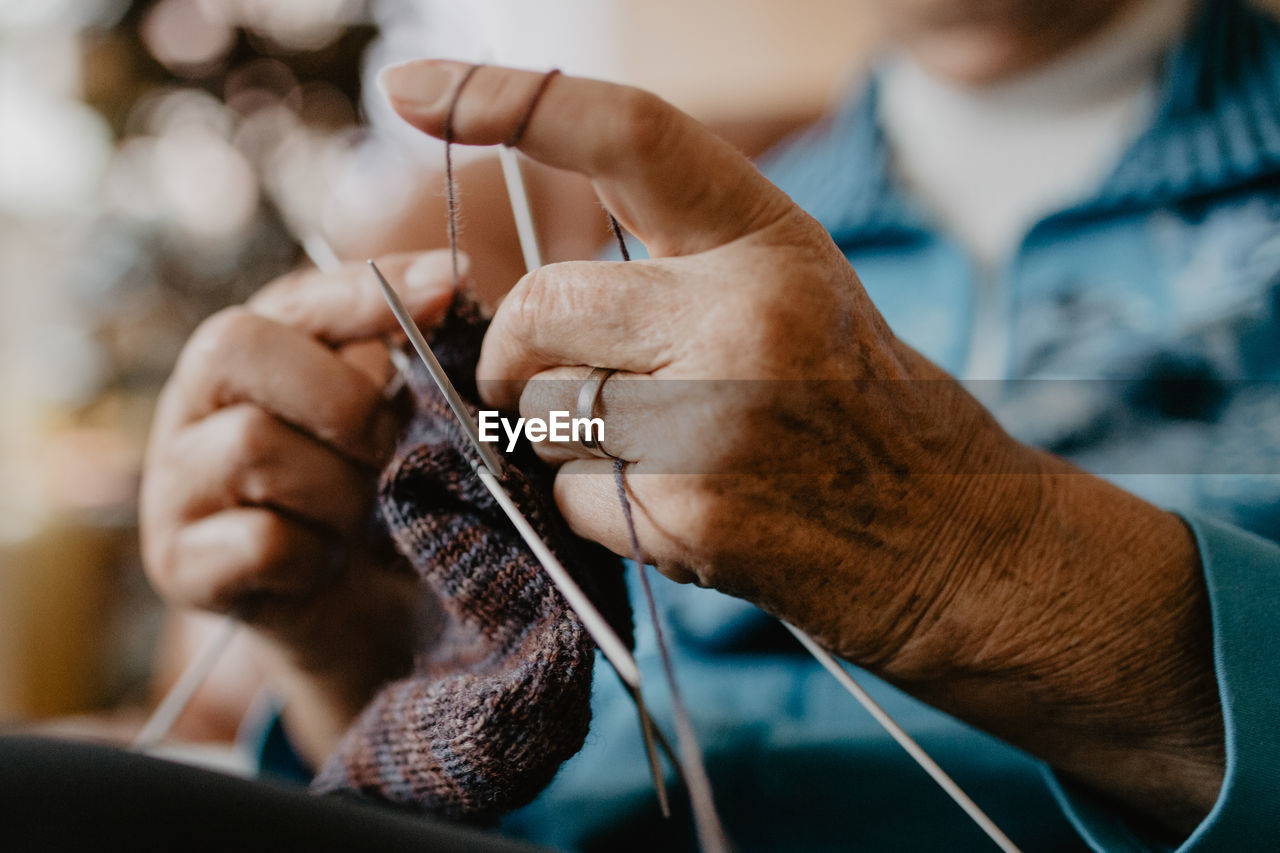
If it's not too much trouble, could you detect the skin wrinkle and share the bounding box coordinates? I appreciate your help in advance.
[828,395,1047,672]
[881,519,996,669]
[885,464,1223,832]
[896,469,1040,661]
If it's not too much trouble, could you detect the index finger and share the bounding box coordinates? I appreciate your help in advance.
[249,251,460,345]
[476,257,684,410]
[379,61,796,259]
[153,307,399,467]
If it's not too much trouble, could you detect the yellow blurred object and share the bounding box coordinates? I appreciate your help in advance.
[0,509,120,721]
[0,385,142,722]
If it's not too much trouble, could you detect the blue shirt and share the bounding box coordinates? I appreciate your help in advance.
[500,1,1280,850]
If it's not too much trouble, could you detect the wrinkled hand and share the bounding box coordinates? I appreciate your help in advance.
[140,253,456,762]
[381,61,1041,674]
[382,62,1222,834]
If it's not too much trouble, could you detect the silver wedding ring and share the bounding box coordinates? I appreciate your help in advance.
[576,366,617,456]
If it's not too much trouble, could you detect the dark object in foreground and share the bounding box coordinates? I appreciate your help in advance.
[0,735,548,852]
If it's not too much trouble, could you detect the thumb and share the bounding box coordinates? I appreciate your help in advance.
[249,250,460,345]
[379,61,796,259]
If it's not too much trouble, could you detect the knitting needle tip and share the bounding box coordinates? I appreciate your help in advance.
[370,263,644,691]
[368,260,503,476]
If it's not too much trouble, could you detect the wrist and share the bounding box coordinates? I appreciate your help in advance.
[881,443,1224,834]
[251,559,425,767]
[861,425,1053,682]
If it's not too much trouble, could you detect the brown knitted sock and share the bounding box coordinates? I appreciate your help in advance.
[310,292,633,820]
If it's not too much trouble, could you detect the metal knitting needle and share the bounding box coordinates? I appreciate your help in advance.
[303,231,414,395]
[498,147,543,272]
[487,130,679,817]
[492,141,676,818]
[784,623,1023,853]
[370,260,641,691]
[133,614,240,751]
[368,262,505,477]
[627,681,674,814]
[371,259,672,817]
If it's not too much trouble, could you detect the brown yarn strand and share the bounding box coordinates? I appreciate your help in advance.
[613,459,732,853]
[443,64,484,290]
[607,214,632,262]
[607,203,728,850]
[505,68,562,148]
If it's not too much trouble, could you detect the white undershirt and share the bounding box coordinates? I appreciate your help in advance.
[877,0,1195,378]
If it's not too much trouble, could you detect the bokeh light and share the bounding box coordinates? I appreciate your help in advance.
[0,95,114,217]
[140,0,235,76]
[0,0,379,722]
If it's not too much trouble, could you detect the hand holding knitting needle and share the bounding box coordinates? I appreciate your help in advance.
[380,61,1224,835]
[140,252,457,764]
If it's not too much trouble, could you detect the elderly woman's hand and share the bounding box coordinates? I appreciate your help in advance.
[139,254,456,763]
[382,61,1224,836]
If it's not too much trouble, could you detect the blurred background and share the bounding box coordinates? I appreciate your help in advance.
[0,0,869,741]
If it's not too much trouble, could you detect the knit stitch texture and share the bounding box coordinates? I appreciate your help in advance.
[311,292,632,820]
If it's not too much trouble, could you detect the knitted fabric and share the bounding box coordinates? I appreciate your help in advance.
[311,292,632,821]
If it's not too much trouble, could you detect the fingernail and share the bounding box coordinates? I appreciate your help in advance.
[378,61,467,112]
[404,252,462,290]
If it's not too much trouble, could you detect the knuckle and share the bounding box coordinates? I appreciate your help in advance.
[614,88,677,163]
[661,481,745,589]
[223,405,277,470]
[189,306,256,358]
[509,266,567,348]
[222,407,282,504]
[204,514,296,610]
[241,511,297,577]
[518,373,563,423]
[138,474,186,596]
[139,526,175,594]
[657,561,702,586]
[236,465,276,507]
[528,439,564,467]
[143,525,215,610]
[177,307,260,391]
[517,382,540,422]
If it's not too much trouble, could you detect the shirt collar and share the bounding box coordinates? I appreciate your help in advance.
[1088,0,1280,213]
[818,0,1280,244]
